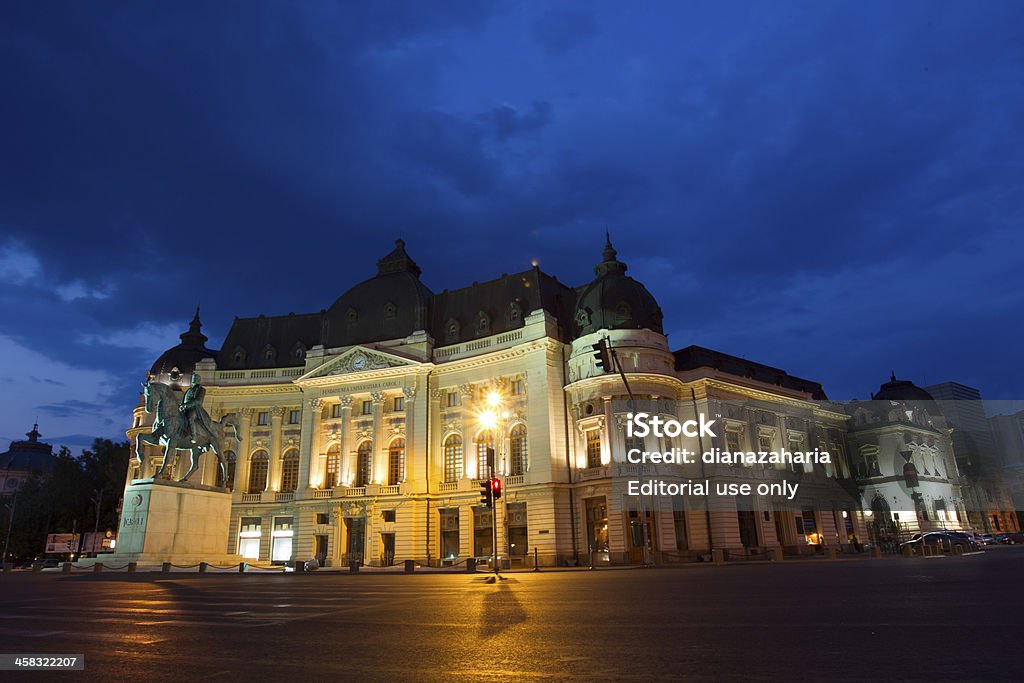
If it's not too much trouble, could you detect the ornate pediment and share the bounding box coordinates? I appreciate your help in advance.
[297,346,419,382]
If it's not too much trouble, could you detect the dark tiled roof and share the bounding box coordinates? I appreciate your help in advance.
[673,345,828,399]
[0,424,54,474]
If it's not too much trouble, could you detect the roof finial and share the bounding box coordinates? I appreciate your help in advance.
[890,370,897,382]
[192,304,201,323]
[602,227,618,263]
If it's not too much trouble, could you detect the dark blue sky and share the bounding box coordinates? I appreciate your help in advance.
[2,1,1022,450]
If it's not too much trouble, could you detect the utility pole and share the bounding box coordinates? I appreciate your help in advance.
[605,339,650,566]
[2,491,16,564]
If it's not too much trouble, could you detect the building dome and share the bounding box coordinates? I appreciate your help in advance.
[325,239,433,347]
[868,372,943,419]
[871,372,937,403]
[149,308,218,381]
[573,233,663,338]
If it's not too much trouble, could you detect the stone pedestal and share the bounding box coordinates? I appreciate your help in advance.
[110,478,240,566]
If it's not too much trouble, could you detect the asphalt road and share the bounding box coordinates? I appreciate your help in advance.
[1,549,1022,682]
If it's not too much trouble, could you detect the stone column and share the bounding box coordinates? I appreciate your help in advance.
[459,384,476,478]
[337,396,353,485]
[234,408,255,492]
[371,391,386,484]
[402,387,417,483]
[268,406,284,491]
[602,397,614,465]
[298,398,322,494]
[429,388,443,486]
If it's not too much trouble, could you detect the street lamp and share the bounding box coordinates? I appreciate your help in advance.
[478,390,510,577]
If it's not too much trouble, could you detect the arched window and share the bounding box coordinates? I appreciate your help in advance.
[476,430,494,478]
[217,450,236,490]
[324,444,341,488]
[388,439,405,485]
[510,425,528,476]
[281,449,299,492]
[443,435,463,483]
[248,450,269,493]
[356,441,372,487]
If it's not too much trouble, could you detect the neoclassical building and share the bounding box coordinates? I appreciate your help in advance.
[125,238,968,566]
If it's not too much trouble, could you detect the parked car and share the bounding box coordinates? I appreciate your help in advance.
[995,532,1024,545]
[900,531,978,556]
[980,533,997,545]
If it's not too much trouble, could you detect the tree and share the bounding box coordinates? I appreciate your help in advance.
[2,440,130,562]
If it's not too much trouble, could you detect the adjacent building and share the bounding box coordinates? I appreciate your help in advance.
[0,424,54,496]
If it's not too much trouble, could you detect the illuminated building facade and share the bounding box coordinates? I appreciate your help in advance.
[126,238,973,566]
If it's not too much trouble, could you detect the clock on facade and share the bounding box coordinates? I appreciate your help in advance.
[352,354,367,371]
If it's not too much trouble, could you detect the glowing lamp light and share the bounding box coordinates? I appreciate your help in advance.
[486,391,502,407]
[479,410,498,430]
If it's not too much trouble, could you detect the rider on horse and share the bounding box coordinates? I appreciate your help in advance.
[180,373,213,444]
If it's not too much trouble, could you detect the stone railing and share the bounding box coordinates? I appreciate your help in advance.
[438,481,458,492]
[312,489,334,499]
[275,492,294,502]
[241,493,262,503]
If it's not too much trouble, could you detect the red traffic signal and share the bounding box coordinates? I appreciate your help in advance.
[490,477,502,501]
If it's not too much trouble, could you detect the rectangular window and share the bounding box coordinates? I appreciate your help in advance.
[362,400,373,415]
[238,516,262,559]
[382,510,396,523]
[447,391,459,408]
[331,404,342,419]
[257,411,269,426]
[393,396,404,412]
[271,516,294,564]
[725,430,741,452]
[288,409,300,424]
[586,430,602,468]
[512,379,524,396]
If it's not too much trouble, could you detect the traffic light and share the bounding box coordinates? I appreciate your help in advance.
[591,338,611,373]
[479,479,492,507]
[490,477,502,501]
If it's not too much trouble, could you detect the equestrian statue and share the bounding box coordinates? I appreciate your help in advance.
[135,373,240,484]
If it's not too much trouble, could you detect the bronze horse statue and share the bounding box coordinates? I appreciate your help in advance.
[136,380,240,484]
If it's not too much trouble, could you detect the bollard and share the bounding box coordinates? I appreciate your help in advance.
[349,561,359,573]
[32,562,43,572]
[872,546,882,559]
[162,562,172,573]
[62,562,72,573]
[199,562,209,573]
[465,557,476,573]
[2,562,12,573]
[93,562,104,573]
[404,559,415,574]
[533,546,540,572]
[826,547,838,561]
[769,548,782,563]
[128,562,137,573]
[239,562,248,573]
[712,549,725,565]
[292,560,304,573]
